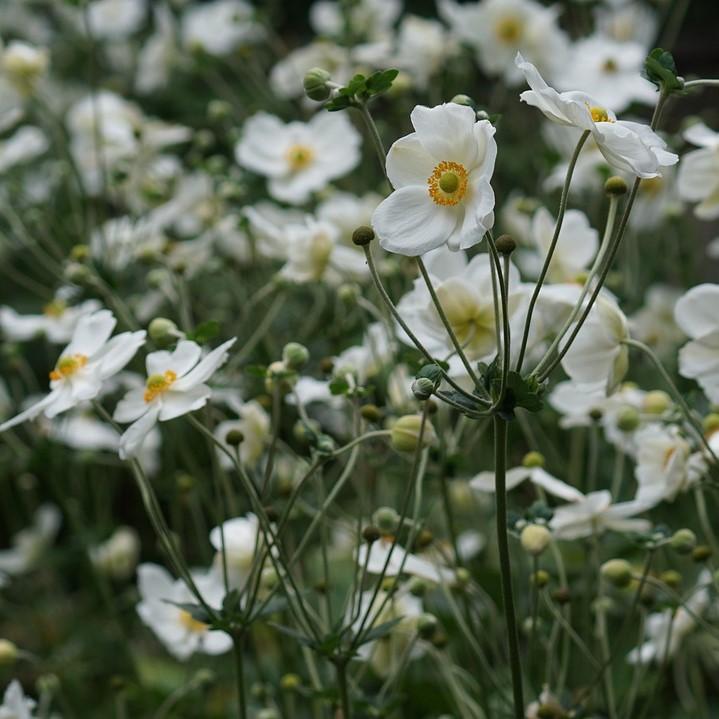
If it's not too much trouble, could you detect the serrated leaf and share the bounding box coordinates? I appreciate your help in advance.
[188,319,220,343]
[643,48,683,92]
[366,68,399,95]
[325,95,353,112]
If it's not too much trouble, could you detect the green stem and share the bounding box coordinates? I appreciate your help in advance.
[232,632,248,719]
[336,659,352,719]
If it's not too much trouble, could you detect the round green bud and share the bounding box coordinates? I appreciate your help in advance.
[351,225,375,246]
[148,317,179,346]
[616,406,641,432]
[520,524,552,556]
[264,360,296,394]
[360,404,382,423]
[373,507,400,534]
[643,390,671,415]
[522,450,545,468]
[703,413,719,434]
[495,234,516,255]
[337,283,360,303]
[692,544,712,562]
[70,244,90,262]
[417,613,439,640]
[669,528,696,554]
[450,94,475,107]
[64,261,92,285]
[319,357,334,374]
[207,99,232,121]
[431,630,448,648]
[605,175,628,196]
[303,67,332,101]
[412,377,435,401]
[408,577,428,597]
[147,268,168,289]
[0,639,18,666]
[381,576,398,593]
[280,673,301,691]
[589,407,603,421]
[260,567,278,591]
[660,570,682,589]
[257,709,280,719]
[415,528,434,549]
[362,525,381,544]
[282,342,309,370]
[225,428,244,447]
[390,414,437,452]
[552,586,571,604]
[600,558,633,588]
[453,567,471,590]
[531,569,550,588]
[176,473,195,493]
[316,433,336,454]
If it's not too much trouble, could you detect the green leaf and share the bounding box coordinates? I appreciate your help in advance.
[244,364,267,377]
[188,319,220,343]
[416,363,443,386]
[365,68,399,95]
[329,376,350,395]
[325,94,354,112]
[355,616,404,645]
[643,48,684,92]
[269,623,317,649]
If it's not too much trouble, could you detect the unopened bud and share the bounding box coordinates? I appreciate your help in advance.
[412,377,435,401]
[0,639,18,666]
[70,244,90,262]
[408,577,427,597]
[264,361,296,394]
[600,559,632,588]
[390,414,437,452]
[670,528,696,554]
[303,67,332,101]
[373,507,399,534]
[660,570,682,589]
[703,413,719,434]
[616,406,640,432]
[450,94,475,107]
[282,342,309,370]
[495,234,516,255]
[225,429,244,446]
[351,225,374,246]
[605,176,628,196]
[280,673,301,691]
[521,524,551,556]
[643,390,671,415]
[148,317,179,346]
[362,525,381,543]
[207,99,232,121]
[522,451,545,468]
[360,404,382,422]
[417,613,439,640]
[531,569,550,588]
[692,544,712,562]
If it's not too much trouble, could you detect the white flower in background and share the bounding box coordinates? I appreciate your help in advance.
[628,570,712,665]
[89,526,140,580]
[499,194,537,245]
[470,464,583,502]
[236,112,361,205]
[316,191,382,245]
[136,4,176,94]
[182,0,261,56]
[0,297,100,343]
[396,249,522,375]
[242,202,306,260]
[114,338,236,459]
[516,53,678,179]
[548,380,606,428]
[334,322,396,384]
[310,0,401,40]
[633,424,693,509]
[550,490,650,540]
[677,122,719,220]
[556,36,656,112]
[0,310,146,432]
[629,285,684,355]
[350,589,424,677]
[629,167,682,230]
[439,0,568,84]
[136,563,231,660]
[213,400,270,468]
[90,216,163,272]
[358,537,456,584]
[0,680,36,719]
[0,504,61,578]
[0,78,23,133]
[1,41,48,95]
[372,103,496,255]
[674,284,719,403]
[594,0,658,48]
[543,124,609,194]
[0,126,47,172]
[86,0,147,40]
[208,514,260,590]
[392,15,456,91]
[560,297,630,394]
[280,218,368,285]
[518,207,598,283]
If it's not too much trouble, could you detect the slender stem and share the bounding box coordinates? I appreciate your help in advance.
[232,632,248,719]
[335,660,352,719]
[355,101,389,185]
[683,79,719,89]
[486,233,512,404]
[515,130,590,372]
[493,416,524,718]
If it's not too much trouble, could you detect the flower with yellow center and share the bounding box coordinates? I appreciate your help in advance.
[372,103,497,255]
[43,299,67,318]
[285,144,315,172]
[143,370,178,403]
[178,609,208,634]
[495,15,523,44]
[49,354,88,381]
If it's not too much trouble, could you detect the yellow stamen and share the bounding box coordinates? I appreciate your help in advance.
[43,299,67,318]
[602,58,618,74]
[178,609,208,634]
[495,15,523,44]
[309,231,333,279]
[143,370,177,403]
[588,105,613,124]
[427,161,469,206]
[49,354,88,381]
[639,177,663,196]
[285,144,314,172]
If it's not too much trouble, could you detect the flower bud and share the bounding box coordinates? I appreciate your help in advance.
[362,525,381,544]
[521,524,552,556]
[616,406,640,432]
[412,377,435,401]
[0,639,18,666]
[522,451,545,468]
[417,613,439,640]
[643,390,671,415]
[390,414,437,452]
[2,41,48,95]
[450,94,475,107]
[453,567,471,590]
[552,587,571,604]
[408,577,427,597]
[360,404,382,422]
[303,67,332,101]
[176,472,195,493]
[600,559,632,588]
[70,244,90,262]
[352,225,375,246]
[373,507,399,534]
[531,569,550,588]
[703,413,719,434]
[225,428,244,447]
[282,342,309,370]
[148,317,179,347]
[605,176,628,196]
[660,570,682,589]
[64,261,92,285]
[415,528,433,549]
[260,567,278,591]
[337,283,360,303]
[280,673,301,691]
[669,528,696,554]
[207,99,232,121]
[495,234,516,255]
[692,544,712,562]
[264,361,296,394]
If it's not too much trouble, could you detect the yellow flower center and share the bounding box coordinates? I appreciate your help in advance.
[435,284,496,358]
[639,177,663,196]
[178,609,208,634]
[286,144,315,172]
[495,15,523,44]
[602,58,618,74]
[428,161,469,206]
[49,354,88,381]
[43,299,67,318]
[144,370,178,403]
[588,105,613,124]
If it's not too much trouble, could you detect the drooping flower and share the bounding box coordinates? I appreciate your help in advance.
[235,111,361,205]
[470,465,583,502]
[677,122,719,220]
[372,103,496,255]
[515,52,678,179]
[114,338,236,459]
[0,310,146,432]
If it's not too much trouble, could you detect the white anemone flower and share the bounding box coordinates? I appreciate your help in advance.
[594,0,658,48]
[550,490,651,540]
[0,680,36,719]
[316,191,381,245]
[181,0,261,56]
[629,285,684,356]
[372,103,496,255]
[677,122,719,220]
[213,400,270,468]
[555,35,656,112]
[136,563,231,661]
[470,465,583,502]
[0,298,100,343]
[235,112,361,205]
[0,504,61,579]
[357,537,456,584]
[208,514,260,591]
[114,338,236,459]
[0,125,48,172]
[674,283,719,403]
[515,53,678,179]
[89,526,140,580]
[310,0,401,41]
[0,310,146,432]
[136,4,176,94]
[633,424,693,509]
[560,297,630,395]
[85,0,147,40]
[439,0,568,84]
